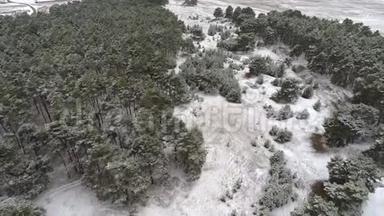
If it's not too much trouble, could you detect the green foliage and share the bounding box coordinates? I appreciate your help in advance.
[364,137,384,167]
[180,50,242,103]
[232,7,242,23]
[208,24,224,36]
[0,198,45,216]
[175,127,207,180]
[293,156,380,215]
[269,126,293,143]
[0,0,204,206]
[181,38,197,54]
[214,7,224,18]
[189,25,206,41]
[0,132,51,199]
[296,109,310,120]
[225,6,234,19]
[183,0,198,6]
[276,105,294,121]
[218,33,255,51]
[291,196,338,216]
[302,86,314,99]
[258,151,297,212]
[327,156,380,192]
[249,56,285,77]
[324,104,379,147]
[271,78,301,104]
[232,9,384,119]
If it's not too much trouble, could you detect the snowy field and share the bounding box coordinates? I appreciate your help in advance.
[1,0,380,215]
[1,0,384,31]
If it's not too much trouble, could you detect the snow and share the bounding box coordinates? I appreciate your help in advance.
[363,184,384,216]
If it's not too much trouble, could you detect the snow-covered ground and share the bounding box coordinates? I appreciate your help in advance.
[29,0,384,215]
[2,0,384,32]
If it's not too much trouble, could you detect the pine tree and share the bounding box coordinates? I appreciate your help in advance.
[225,6,234,19]
[175,127,206,180]
[214,7,224,18]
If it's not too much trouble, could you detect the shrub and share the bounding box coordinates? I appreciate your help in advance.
[269,126,293,143]
[291,195,338,216]
[310,133,328,152]
[249,56,285,77]
[225,6,234,19]
[364,138,384,167]
[220,30,231,40]
[256,74,264,85]
[313,100,321,111]
[276,105,294,121]
[208,24,224,36]
[292,64,306,73]
[271,78,282,87]
[263,105,276,119]
[0,198,45,216]
[302,85,314,99]
[180,50,241,103]
[296,109,310,120]
[258,151,296,212]
[183,0,198,6]
[189,25,205,41]
[324,103,379,147]
[213,7,224,18]
[181,37,196,54]
[271,78,301,104]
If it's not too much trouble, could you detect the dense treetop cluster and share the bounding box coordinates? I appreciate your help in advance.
[0,0,207,211]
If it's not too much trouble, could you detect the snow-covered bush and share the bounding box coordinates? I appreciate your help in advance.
[220,30,231,40]
[189,25,205,41]
[313,100,321,111]
[291,196,338,216]
[218,33,255,51]
[276,105,294,121]
[271,78,282,87]
[263,105,276,119]
[180,50,241,103]
[294,156,380,216]
[0,198,45,216]
[302,85,314,99]
[175,127,207,180]
[258,151,297,212]
[208,24,223,36]
[256,74,264,85]
[225,6,234,19]
[296,109,310,120]
[364,137,384,167]
[183,0,197,6]
[248,56,285,77]
[271,78,301,104]
[181,37,196,54]
[213,7,224,18]
[292,64,306,73]
[269,126,293,143]
[324,103,380,147]
[0,135,51,199]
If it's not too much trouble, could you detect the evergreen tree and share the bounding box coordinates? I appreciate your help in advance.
[175,127,206,180]
[225,6,234,19]
[214,7,224,18]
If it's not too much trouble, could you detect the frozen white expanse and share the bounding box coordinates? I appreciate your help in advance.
[14,0,381,215]
[1,0,384,31]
